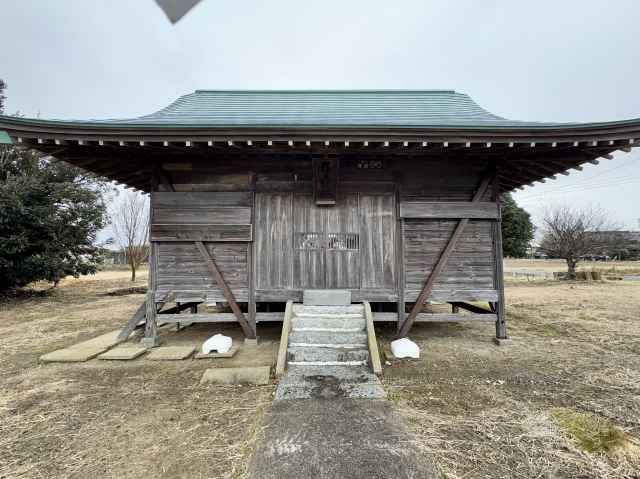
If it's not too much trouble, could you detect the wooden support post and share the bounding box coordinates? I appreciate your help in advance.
[247,183,257,335]
[142,290,161,348]
[142,168,161,348]
[492,171,508,340]
[395,184,406,329]
[195,240,255,338]
[397,174,492,338]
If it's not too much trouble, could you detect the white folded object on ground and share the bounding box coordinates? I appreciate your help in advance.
[390,338,420,359]
[202,334,233,354]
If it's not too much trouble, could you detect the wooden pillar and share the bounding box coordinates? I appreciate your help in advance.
[142,167,161,348]
[142,290,161,347]
[247,177,257,335]
[395,183,405,330]
[492,169,508,340]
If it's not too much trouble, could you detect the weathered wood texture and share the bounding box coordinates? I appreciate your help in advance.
[195,240,254,337]
[151,192,252,242]
[255,191,396,293]
[151,224,252,242]
[398,174,492,337]
[373,312,496,322]
[403,220,495,297]
[276,301,293,377]
[117,301,146,343]
[255,193,293,289]
[155,242,248,302]
[363,301,383,375]
[492,171,508,339]
[400,201,499,219]
[148,158,500,313]
[159,312,286,323]
[360,194,396,289]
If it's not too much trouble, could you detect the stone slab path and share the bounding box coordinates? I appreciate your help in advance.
[40,330,121,363]
[246,399,441,479]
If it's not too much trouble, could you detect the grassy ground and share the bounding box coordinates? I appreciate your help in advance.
[380,279,640,478]
[1,270,639,478]
[0,270,275,479]
[505,258,640,275]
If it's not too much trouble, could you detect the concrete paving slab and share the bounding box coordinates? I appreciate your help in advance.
[246,399,441,479]
[194,345,239,359]
[98,345,148,360]
[146,346,195,361]
[39,330,123,363]
[200,366,271,385]
[40,347,107,363]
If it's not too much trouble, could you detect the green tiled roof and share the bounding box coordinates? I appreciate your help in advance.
[2,90,639,131]
[118,90,527,127]
[0,130,13,144]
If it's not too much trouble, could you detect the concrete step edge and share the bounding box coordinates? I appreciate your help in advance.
[289,342,367,349]
[291,327,364,333]
[288,360,368,367]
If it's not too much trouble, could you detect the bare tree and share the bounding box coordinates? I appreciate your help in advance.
[111,191,149,281]
[539,205,618,279]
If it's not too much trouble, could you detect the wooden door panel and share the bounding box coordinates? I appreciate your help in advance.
[359,194,396,289]
[293,195,325,289]
[255,193,292,289]
[326,194,360,288]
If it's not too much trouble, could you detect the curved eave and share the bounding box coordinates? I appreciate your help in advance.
[3,114,640,134]
[1,115,638,194]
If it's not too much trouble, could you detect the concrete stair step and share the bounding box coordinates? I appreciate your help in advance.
[287,346,369,363]
[291,316,367,329]
[291,321,366,332]
[288,360,368,367]
[275,365,386,400]
[292,304,364,315]
[289,330,367,347]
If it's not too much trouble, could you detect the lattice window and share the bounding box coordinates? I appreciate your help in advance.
[327,233,359,250]
[295,232,323,250]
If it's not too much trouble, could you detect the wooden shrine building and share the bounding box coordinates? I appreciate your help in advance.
[1,90,639,345]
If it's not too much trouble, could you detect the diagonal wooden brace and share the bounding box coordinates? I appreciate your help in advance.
[195,240,255,338]
[397,174,493,338]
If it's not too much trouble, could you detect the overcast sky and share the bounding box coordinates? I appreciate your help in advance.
[1,0,639,232]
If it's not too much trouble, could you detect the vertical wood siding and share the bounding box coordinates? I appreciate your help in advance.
[255,192,293,289]
[359,194,396,289]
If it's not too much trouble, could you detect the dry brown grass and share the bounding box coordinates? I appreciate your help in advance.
[380,280,640,479]
[1,271,640,478]
[0,271,274,479]
[505,258,640,275]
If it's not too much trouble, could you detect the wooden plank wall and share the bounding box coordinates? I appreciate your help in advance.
[151,155,499,306]
[151,191,253,303]
[396,157,498,303]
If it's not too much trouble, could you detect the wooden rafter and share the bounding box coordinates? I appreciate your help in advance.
[397,173,492,338]
[195,240,255,338]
